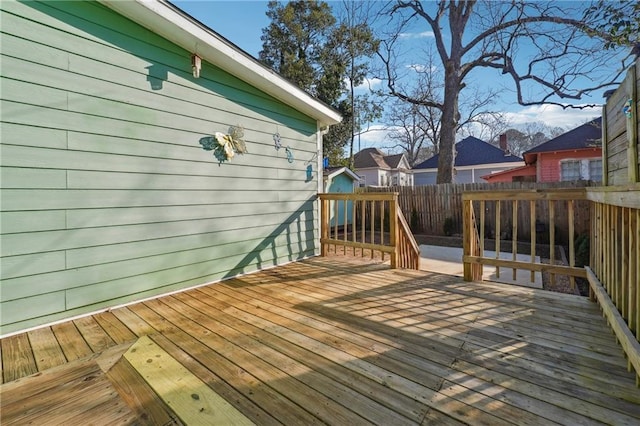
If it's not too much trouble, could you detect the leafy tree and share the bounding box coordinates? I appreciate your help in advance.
[584,0,640,49]
[260,1,335,96]
[331,1,381,168]
[380,1,632,183]
[260,1,380,166]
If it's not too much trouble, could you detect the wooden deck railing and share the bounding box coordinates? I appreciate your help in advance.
[319,192,420,269]
[586,185,640,383]
[462,185,640,384]
[462,188,589,284]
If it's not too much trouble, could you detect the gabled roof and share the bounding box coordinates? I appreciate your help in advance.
[100,0,341,127]
[414,136,522,169]
[523,117,602,164]
[384,153,405,169]
[323,167,360,182]
[353,148,409,170]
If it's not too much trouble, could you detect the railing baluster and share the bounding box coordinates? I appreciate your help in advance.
[390,195,398,268]
[622,207,629,322]
[332,200,340,254]
[495,200,501,279]
[550,200,556,287]
[568,199,575,291]
[370,200,375,259]
[321,197,328,257]
[530,200,536,284]
[635,208,640,340]
[512,200,518,281]
[480,200,485,259]
[352,199,357,256]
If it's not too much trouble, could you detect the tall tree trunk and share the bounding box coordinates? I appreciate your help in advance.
[437,61,461,184]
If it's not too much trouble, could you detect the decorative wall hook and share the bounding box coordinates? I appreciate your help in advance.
[285,146,294,163]
[305,151,318,165]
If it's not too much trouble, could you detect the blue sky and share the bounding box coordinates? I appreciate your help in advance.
[173,1,619,150]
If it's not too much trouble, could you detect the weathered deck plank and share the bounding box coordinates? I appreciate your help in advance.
[27,327,66,371]
[51,321,92,362]
[1,257,639,425]
[1,333,37,382]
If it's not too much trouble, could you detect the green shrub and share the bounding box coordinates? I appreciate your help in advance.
[410,209,421,233]
[575,233,590,267]
[443,217,455,236]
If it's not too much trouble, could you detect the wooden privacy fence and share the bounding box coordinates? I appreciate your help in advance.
[586,185,640,383]
[319,192,420,270]
[602,59,639,185]
[462,188,588,287]
[360,181,593,244]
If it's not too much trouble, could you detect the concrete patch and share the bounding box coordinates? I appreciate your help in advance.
[419,245,543,289]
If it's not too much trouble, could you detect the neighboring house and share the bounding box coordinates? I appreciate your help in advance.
[0,0,340,335]
[413,136,523,185]
[353,148,413,187]
[323,167,359,226]
[482,118,602,183]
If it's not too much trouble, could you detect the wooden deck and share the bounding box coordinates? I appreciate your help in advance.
[1,257,639,425]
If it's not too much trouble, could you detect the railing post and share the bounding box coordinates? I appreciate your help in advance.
[390,194,398,268]
[320,194,328,257]
[463,199,472,281]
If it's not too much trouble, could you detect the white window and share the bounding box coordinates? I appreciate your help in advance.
[560,160,581,181]
[589,159,602,182]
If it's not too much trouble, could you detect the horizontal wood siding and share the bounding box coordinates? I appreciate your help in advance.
[0,0,320,334]
[538,150,602,183]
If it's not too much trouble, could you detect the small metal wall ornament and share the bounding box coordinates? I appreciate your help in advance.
[623,99,633,119]
[285,146,294,163]
[273,132,282,151]
[199,124,248,165]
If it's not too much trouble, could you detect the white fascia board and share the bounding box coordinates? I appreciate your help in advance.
[326,167,360,181]
[100,0,342,127]
[454,161,525,171]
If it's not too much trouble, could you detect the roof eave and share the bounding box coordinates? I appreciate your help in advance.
[99,0,342,128]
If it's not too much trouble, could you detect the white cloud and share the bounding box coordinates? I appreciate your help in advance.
[405,64,437,73]
[355,77,382,91]
[355,124,390,150]
[504,104,602,129]
[399,31,435,39]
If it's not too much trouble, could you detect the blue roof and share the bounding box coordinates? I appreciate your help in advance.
[522,117,601,164]
[414,136,522,169]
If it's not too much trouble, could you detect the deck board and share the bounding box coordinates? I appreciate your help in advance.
[27,327,66,371]
[1,257,639,425]
[51,322,93,362]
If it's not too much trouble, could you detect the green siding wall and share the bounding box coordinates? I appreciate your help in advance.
[0,0,320,334]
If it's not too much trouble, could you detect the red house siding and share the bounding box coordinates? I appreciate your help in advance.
[537,149,601,182]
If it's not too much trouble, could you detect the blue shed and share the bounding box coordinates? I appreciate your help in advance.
[323,167,359,227]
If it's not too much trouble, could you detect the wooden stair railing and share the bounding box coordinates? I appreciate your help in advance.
[396,207,420,270]
[463,199,482,281]
[319,192,420,270]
